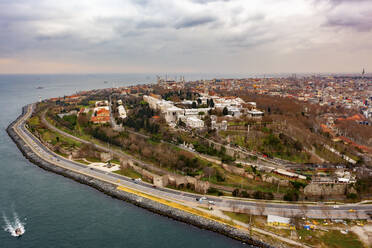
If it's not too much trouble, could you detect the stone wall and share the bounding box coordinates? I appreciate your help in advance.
[120,158,161,185]
[207,140,249,160]
[120,158,210,194]
[262,175,289,187]
[221,163,254,180]
[304,183,356,197]
[162,174,210,194]
[100,152,113,162]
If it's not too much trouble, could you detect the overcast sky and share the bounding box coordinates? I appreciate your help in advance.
[0,0,371,74]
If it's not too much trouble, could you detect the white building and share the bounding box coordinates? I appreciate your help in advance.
[95,100,109,107]
[247,102,257,107]
[267,215,291,225]
[184,108,210,116]
[185,116,204,128]
[164,106,183,123]
[211,120,227,131]
[228,107,241,117]
[247,109,264,118]
[118,105,127,119]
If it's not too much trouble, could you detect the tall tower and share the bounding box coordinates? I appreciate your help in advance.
[156,75,161,84]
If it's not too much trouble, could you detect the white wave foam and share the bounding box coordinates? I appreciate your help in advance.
[2,211,26,237]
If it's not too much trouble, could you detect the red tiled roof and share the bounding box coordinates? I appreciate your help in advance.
[91,116,110,123]
[96,108,110,116]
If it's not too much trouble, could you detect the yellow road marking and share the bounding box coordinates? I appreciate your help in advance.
[116,185,246,230]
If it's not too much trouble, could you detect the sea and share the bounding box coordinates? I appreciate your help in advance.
[0,74,253,248]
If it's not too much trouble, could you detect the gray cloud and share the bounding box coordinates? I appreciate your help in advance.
[326,14,372,31]
[322,0,372,31]
[191,0,230,3]
[0,0,371,74]
[174,15,217,29]
[326,0,370,5]
[136,20,167,29]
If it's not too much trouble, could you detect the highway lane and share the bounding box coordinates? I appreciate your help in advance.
[14,104,372,219]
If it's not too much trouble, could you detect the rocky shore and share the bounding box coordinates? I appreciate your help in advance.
[7,105,276,248]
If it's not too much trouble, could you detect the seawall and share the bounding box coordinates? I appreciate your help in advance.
[6,105,276,248]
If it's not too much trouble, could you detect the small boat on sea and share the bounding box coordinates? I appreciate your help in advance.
[36,86,44,89]
[15,228,23,236]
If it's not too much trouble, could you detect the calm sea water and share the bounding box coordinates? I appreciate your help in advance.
[0,74,252,248]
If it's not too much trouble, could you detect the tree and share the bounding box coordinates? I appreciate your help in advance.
[232,188,240,197]
[192,101,197,108]
[283,190,299,201]
[178,119,186,127]
[205,116,212,129]
[299,204,309,219]
[223,107,228,115]
[203,167,216,180]
[321,204,331,220]
[77,113,89,127]
[197,98,202,105]
[209,99,215,108]
[243,208,253,235]
[241,191,250,198]
[253,191,265,199]
[256,202,266,216]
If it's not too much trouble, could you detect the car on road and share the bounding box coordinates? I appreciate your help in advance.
[134,178,142,183]
[197,196,207,202]
[208,201,215,205]
[333,205,339,209]
[348,209,356,213]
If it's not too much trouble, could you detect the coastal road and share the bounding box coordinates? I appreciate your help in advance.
[14,104,372,220]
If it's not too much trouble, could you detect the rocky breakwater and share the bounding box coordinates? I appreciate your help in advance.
[7,106,276,248]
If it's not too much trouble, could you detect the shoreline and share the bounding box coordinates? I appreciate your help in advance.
[7,105,276,248]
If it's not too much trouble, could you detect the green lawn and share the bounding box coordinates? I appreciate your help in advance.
[315,147,347,164]
[110,159,121,165]
[74,159,90,165]
[296,229,322,246]
[166,184,198,194]
[320,230,363,248]
[86,157,102,163]
[114,167,142,179]
[28,116,40,126]
[222,211,251,224]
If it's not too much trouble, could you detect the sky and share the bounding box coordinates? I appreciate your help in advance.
[0,0,371,74]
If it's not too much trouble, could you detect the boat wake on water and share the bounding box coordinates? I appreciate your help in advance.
[2,211,26,237]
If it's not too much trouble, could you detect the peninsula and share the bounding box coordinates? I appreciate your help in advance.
[8,75,372,248]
